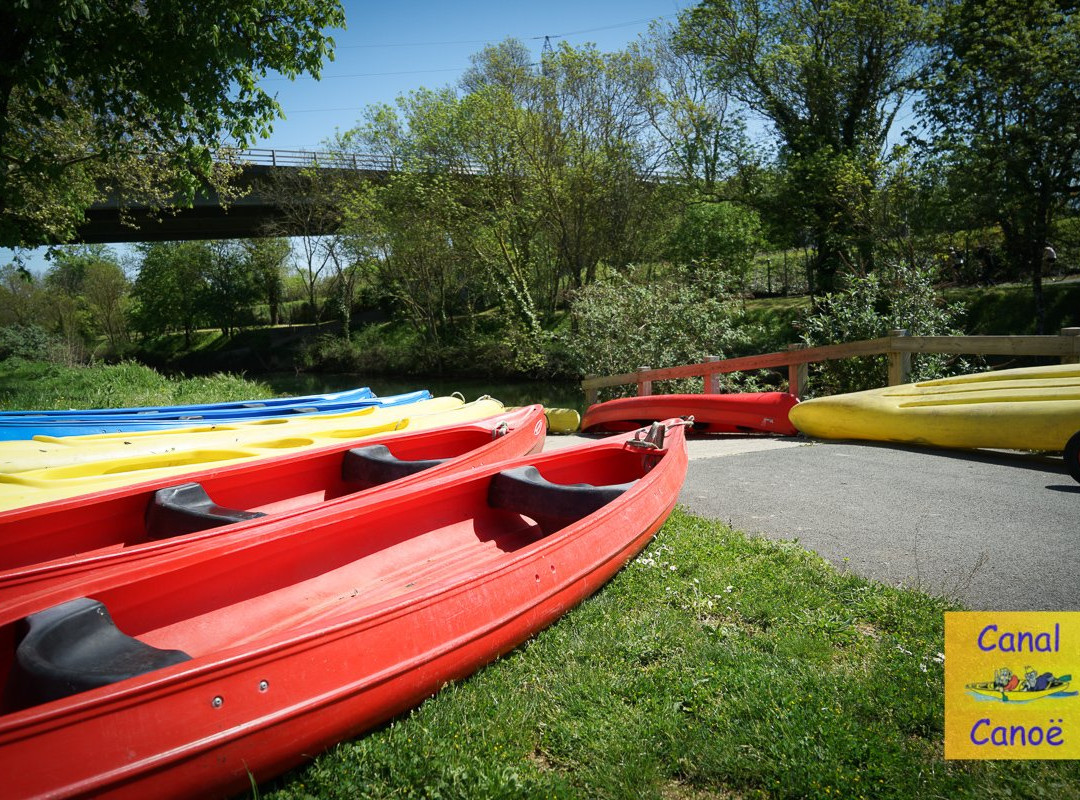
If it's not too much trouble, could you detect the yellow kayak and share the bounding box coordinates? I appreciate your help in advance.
[789,364,1080,452]
[966,680,1072,703]
[0,397,506,511]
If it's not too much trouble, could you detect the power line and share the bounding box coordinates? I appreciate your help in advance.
[336,38,493,49]
[265,66,468,83]
[530,14,675,41]
[326,12,677,53]
[284,106,370,114]
[265,11,676,84]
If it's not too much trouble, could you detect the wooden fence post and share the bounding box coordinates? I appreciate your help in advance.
[636,366,653,397]
[584,379,598,407]
[786,344,807,399]
[704,355,721,394]
[1061,327,1080,364]
[888,329,911,386]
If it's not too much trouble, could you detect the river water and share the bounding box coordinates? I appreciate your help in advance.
[260,373,588,414]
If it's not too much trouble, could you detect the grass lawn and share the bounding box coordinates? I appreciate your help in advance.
[260,509,1080,800]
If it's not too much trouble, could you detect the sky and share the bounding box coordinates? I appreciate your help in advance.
[257,0,694,151]
[3,0,694,273]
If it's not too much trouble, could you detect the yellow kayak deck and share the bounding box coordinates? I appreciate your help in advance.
[0,397,506,511]
[789,364,1080,452]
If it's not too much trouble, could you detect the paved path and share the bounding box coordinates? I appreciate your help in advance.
[545,432,1079,610]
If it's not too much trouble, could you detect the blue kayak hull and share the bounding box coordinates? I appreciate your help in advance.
[0,386,378,420]
[0,390,432,441]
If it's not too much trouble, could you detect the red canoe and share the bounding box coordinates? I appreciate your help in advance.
[581,392,799,435]
[0,405,546,605]
[0,419,688,799]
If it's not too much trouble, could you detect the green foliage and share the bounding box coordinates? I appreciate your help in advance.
[0,262,41,327]
[800,263,968,395]
[678,0,928,290]
[0,325,62,363]
[202,241,263,337]
[666,201,764,291]
[243,238,291,327]
[130,242,212,343]
[334,38,682,364]
[0,359,270,411]
[0,1,344,247]
[565,268,765,398]
[917,0,1080,331]
[130,241,270,342]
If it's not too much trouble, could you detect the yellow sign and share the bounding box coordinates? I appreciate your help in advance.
[946,612,1080,759]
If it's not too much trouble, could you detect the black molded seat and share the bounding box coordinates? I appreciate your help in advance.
[14,598,191,705]
[487,465,635,528]
[342,444,448,488]
[145,482,265,538]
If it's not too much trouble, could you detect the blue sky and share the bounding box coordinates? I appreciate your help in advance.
[259,0,693,151]
[4,0,693,272]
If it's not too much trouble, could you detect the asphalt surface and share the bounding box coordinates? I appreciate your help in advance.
[545,432,1079,611]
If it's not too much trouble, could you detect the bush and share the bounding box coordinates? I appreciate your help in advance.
[799,262,970,395]
[564,268,770,400]
[666,202,765,294]
[0,324,63,363]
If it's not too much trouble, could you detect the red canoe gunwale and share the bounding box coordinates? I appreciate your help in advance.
[581,392,799,435]
[0,405,546,605]
[0,420,688,800]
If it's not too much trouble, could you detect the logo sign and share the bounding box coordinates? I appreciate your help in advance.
[946,612,1079,759]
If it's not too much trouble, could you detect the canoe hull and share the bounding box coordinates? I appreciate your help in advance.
[0,406,547,604]
[789,364,1080,452]
[0,391,431,441]
[581,392,799,435]
[0,397,508,511]
[0,423,688,799]
[0,386,376,419]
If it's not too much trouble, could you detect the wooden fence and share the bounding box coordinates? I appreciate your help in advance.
[581,327,1080,405]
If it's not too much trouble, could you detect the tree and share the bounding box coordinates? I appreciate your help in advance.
[631,21,752,194]
[130,242,211,344]
[667,202,765,292]
[916,0,1080,332]
[242,238,291,326]
[260,166,344,326]
[82,260,131,351]
[44,245,128,354]
[678,0,927,292]
[0,261,42,327]
[0,1,344,247]
[202,242,262,337]
[800,261,967,394]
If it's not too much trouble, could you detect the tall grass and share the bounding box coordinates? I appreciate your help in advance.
[0,359,272,411]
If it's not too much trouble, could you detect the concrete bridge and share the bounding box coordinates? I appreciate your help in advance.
[76,149,396,244]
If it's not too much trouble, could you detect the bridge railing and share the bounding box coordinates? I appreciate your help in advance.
[228,148,675,179]
[231,148,399,171]
[580,328,1080,405]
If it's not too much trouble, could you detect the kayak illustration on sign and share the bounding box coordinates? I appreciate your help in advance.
[966,667,1078,703]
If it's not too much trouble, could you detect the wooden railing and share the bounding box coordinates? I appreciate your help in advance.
[581,327,1080,405]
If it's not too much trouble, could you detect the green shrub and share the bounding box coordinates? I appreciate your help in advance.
[564,269,772,400]
[800,263,969,395]
[0,324,63,363]
[666,202,765,294]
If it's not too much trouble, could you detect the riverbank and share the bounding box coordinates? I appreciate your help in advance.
[117,280,1080,396]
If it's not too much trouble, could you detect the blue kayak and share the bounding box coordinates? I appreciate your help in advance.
[0,390,432,441]
[0,387,378,419]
